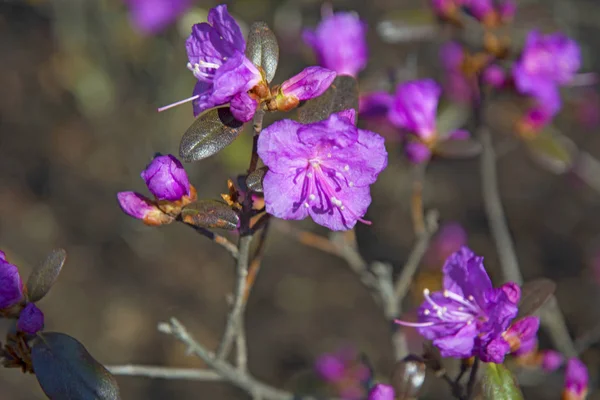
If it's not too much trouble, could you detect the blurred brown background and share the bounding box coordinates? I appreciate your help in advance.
[1,0,600,398]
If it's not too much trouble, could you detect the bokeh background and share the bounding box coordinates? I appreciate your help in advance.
[1,0,600,398]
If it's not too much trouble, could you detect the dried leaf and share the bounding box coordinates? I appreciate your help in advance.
[179,107,244,162]
[246,22,279,83]
[297,75,358,124]
[26,249,67,303]
[32,332,121,400]
[182,200,240,230]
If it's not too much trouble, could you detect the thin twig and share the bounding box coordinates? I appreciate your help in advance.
[574,319,600,355]
[107,365,222,381]
[182,222,239,260]
[216,234,252,361]
[480,129,576,357]
[466,358,479,400]
[244,219,271,302]
[411,163,428,236]
[159,318,294,400]
[276,221,341,256]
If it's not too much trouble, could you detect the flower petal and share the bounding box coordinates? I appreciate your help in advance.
[230,92,258,122]
[207,5,245,53]
[262,170,310,221]
[257,119,311,174]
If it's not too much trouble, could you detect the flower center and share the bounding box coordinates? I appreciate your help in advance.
[187,60,222,82]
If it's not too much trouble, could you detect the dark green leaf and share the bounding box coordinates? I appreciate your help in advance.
[391,355,426,399]
[179,107,244,162]
[481,362,524,400]
[182,200,240,230]
[32,332,121,400]
[297,75,358,124]
[245,22,279,83]
[517,278,556,319]
[434,139,482,159]
[246,167,267,193]
[26,249,67,303]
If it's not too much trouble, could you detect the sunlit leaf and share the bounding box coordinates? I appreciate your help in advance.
[246,167,267,193]
[182,200,240,230]
[297,75,358,124]
[481,363,524,400]
[246,22,279,83]
[525,127,577,174]
[32,332,121,400]
[26,249,67,303]
[179,107,245,162]
[391,355,426,399]
[517,278,556,319]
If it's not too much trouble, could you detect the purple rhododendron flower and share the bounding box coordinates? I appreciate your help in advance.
[513,30,581,119]
[563,358,588,400]
[502,316,540,356]
[159,5,263,122]
[257,110,387,231]
[141,155,190,201]
[117,191,166,224]
[397,246,518,362]
[280,67,336,101]
[17,303,44,334]
[388,79,441,141]
[368,384,395,400]
[0,253,23,310]
[303,12,368,77]
[124,0,192,35]
[541,350,564,372]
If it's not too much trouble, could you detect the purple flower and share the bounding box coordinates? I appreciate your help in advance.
[124,0,192,35]
[541,350,563,372]
[315,353,345,381]
[159,5,263,122]
[513,30,581,119]
[315,347,371,400]
[17,303,44,334]
[303,12,368,77]
[483,65,506,88]
[257,110,387,231]
[0,253,23,310]
[279,67,336,102]
[425,222,467,267]
[141,155,190,201]
[563,358,588,400]
[502,316,540,356]
[117,192,172,226]
[388,79,442,141]
[359,92,394,118]
[396,247,518,362]
[368,384,395,400]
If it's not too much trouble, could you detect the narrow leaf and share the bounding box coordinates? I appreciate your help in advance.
[32,332,121,400]
[517,278,556,319]
[297,75,358,124]
[246,167,267,193]
[246,22,279,83]
[179,107,244,162]
[26,249,67,303]
[481,363,524,400]
[182,200,240,230]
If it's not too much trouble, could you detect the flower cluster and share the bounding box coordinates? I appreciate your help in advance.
[257,110,388,230]
[361,79,469,163]
[303,11,368,77]
[315,347,371,400]
[159,5,336,122]
[117,154,196,226]
[0,251,44,334]
[397,247,539,363]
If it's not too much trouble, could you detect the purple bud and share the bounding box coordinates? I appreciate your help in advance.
[504,316,540,356]
[368,384,395,400]
[541,350,564,372]
[500,282,521,304]
[563,358,588,400]
[0,255,23,310]
[117,192,157,220]
[230,92,258,123]
[483,65,506,88]
[141,155,190,201]
[404,141,432,164]
[17,303,44,334]
[281,67,336,101]
[315,354,345,382]
[359,92,394,118]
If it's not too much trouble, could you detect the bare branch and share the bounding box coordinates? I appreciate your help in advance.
[107,365,222,381]
[183,222,239,260]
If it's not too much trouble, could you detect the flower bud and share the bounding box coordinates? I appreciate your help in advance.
[117,192,173,226]
[500,282,521,304]
[368,384,395,400]
[541,350,563,372]
[502,316,540,355]
[141,154,190,201]
[0,254,23,310]
[563,358,588,400]
[276,67,336,112]
[17,303,44,334]
[230,92,258,123]
[404,141,431,164]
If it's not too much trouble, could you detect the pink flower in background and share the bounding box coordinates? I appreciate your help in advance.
[124,0,193,35]
[315,347,371,400]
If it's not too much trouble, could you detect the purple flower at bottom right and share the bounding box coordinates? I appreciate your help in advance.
[563,358,588,400]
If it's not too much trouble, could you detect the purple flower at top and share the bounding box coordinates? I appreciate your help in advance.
[303,12,368,77]
[0,252,23,310]
[388,79,441,141]
[513,30,581,118]
[396,247,519,362]
[141,155,190,201]
[159,5,264,122]
[257,110,387,231]
[124,0,193,35]
[17,303,44,334]
[563,358,588,400]
[368,384,395,400]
